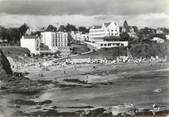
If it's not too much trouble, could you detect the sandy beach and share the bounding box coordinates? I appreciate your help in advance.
[0,59,165,116]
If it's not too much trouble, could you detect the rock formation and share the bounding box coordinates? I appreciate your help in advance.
[0,49,12,81]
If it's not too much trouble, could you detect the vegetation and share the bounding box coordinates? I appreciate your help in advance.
[58,24,78,32]
[71,44,90,54]
[0,22,169,58]
[0,24,29,45]
[102,26,169,58]
[46,25,57,32]
[130,41,169,58]
[57,24,89,33]
[78,26,89,34]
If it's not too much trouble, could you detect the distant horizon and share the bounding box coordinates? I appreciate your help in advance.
[0,0,169,29]
[1,17,169,30]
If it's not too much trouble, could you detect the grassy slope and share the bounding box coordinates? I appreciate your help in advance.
[72,47,127,59]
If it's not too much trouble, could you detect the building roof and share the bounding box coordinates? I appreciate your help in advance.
[23,35,39,39]
[123,20,129,27]
[103,22,111,27]
[92,25,102,29]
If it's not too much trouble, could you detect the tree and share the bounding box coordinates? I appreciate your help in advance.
[78,26,89,34]
[65,24,78,32]
[103,36,120,41]
[120,32,130,41]
[0,27,8,41]
[137,27,156,42]
[55,50,61,57]
[0,24,28,45]
[0,28,20,44]
[31,31,41,37]
[154,34,166,39]
[46,25,57,31]
[10,28,20,43]
[19,23,29,37]
[58,25,66,32]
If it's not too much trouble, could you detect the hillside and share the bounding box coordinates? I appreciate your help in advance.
[129,41,169,58]
[73,41,169,59]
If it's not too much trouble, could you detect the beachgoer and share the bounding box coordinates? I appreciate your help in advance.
[151,104,160,115]
[153,104,160,111]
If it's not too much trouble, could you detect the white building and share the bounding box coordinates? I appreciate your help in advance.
[85,41,128,49]
[81,34,89,41]
[20,35,40,55]
[70,31,82,41]
[41,31,68,52]
[41,32,58,52]
[156,28,164,34]
[152,37,165,43]
[89,21,120,42]
[56,32,68,47]
[70,31,89,42]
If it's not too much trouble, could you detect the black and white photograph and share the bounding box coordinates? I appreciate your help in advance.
[0,0,169,116]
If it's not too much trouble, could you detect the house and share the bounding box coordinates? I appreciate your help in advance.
[70,31,89,42]
[80,34,89,41]
[128,26,138,38]
[89,21,120,42]
[156,28,164,34]
[70,31,82,41]
[20,35,40,55]
[86,21,128,50]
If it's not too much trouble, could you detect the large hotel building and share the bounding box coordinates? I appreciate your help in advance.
[88,21,128,49]
[41,31,68,52]
[89,21,120,42]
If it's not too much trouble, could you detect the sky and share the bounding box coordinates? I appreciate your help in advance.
[0,0,169,28]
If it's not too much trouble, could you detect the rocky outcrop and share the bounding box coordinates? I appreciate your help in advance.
[0,49,12,81]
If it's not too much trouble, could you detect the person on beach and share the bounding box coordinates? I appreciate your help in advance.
[126,104,138,116]
[151,104,160,115]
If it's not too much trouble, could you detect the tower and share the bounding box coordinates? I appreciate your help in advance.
[122,20,130,33]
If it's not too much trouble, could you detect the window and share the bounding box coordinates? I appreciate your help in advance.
[108,43,111,46]
[104,44,107,46]
[100,44,103,46]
